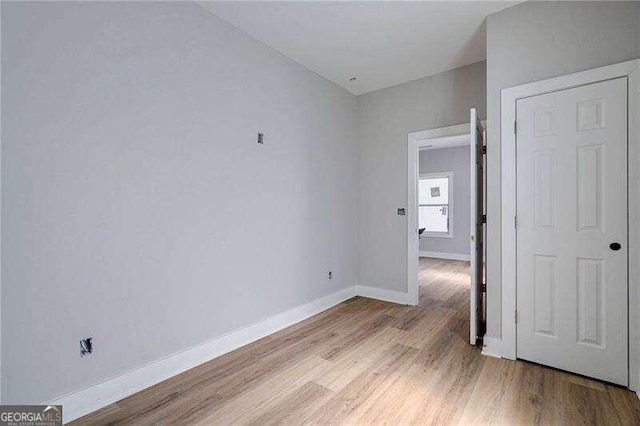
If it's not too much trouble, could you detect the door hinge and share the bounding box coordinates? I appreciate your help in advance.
[515,309,518,324]
[482,214,487,224]
[514,215,518,228]
[482,283,486,292]
[514,121,517,135]
[482,145,487,155]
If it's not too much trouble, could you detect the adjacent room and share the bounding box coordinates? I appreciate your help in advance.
[1,0,639,424]
[416,133,476,334]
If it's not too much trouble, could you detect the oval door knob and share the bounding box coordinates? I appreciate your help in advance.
[610,242,622,251]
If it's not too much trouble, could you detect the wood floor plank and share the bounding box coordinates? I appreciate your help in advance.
[608,385,640,425]
[458,356,518,425]
[321,313,396,360]
[362,363,442,425]
[307,343,419,424]
[72,258,640,425]
[394,306,453,349]
[421,339,485,425]
[561,380,617,425]
[199,355,333,424]
[311,326,406,392]
[247,381,333,426]
[502,359,562,425]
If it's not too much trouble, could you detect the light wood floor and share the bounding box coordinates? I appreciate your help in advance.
[74,258,640,425]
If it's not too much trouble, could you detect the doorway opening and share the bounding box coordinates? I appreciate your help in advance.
[407,115,486,345]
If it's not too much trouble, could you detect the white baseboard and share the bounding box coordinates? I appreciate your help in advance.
[47,286,357,423]
[355,285,410,305]
[481,336,505,359]
[419,251,470,261]
[47,284,413,423]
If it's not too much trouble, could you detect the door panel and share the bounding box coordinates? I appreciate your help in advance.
[577,145,604,231]
[533,254,556,337]
[516,77,628,385]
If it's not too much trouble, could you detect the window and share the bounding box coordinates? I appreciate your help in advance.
[419,172,453,238]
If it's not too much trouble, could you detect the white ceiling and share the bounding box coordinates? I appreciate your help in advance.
[200,1,518,95]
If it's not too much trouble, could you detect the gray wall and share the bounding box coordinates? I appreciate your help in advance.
[357,61,486,292]
[1,2,358,404]
[418,146,470,256]
[485,1,640,340]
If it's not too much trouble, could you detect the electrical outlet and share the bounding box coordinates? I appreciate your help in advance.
[328,271,333,280]
[257,132,264,144]
[80,337,93,357]
[397,208,406,216]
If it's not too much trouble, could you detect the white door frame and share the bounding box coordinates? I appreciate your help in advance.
[500,58,640,390]
[407,121,485,307]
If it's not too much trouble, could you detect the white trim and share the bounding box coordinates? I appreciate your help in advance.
[482,336,506,359]
[419,251,470,261]
[419,171,454,239]
[410,122,485,142]
[480,350,502,359]
[46,284,418,423]
[354,285,410,305]
[407,132,421,306]
[407,121,485,307]
[418,134,470,151]
[47,286,357,423]
[500,59,640,389]
[481,337,505,359]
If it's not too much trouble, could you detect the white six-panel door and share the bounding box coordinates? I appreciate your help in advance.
[516,77,628,385]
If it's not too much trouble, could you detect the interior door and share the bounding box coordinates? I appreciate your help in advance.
[469,108,485,345]
[516,77,628,385]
